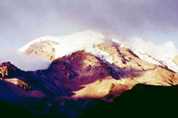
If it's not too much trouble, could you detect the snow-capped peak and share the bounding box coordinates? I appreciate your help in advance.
[19,30,178,72]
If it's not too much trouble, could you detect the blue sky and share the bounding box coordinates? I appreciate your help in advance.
[0,0,178,49]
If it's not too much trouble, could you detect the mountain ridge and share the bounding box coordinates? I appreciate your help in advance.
[1,41,178,99]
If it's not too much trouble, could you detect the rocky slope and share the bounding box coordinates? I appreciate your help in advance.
[0,31,178,117]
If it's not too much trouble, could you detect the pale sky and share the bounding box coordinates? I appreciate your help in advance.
[0,0,178,49]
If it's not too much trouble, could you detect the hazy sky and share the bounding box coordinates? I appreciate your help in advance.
[0,0,178,49]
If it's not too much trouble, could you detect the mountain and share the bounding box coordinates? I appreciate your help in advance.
[1,31,178,117]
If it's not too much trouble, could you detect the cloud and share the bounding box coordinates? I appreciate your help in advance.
[0,0,178,47]
[0,48,50,71]
[128,37,178,59]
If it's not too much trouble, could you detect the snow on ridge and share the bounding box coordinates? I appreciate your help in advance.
[126,37,178,72]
